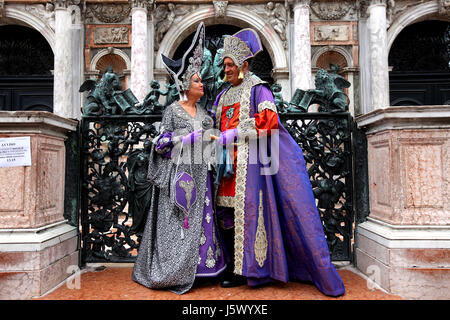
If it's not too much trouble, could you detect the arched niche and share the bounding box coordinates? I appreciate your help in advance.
[311,46,356,115]
[90,48,131,89]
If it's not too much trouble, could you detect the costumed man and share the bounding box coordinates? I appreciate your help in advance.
[212,28,345,297]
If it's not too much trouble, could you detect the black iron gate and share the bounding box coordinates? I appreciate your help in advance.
[80,115,161,263]
[79,112,355,264]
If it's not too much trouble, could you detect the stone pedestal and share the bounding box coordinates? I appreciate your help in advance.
[0,111,79,299]
[355,106,450,299]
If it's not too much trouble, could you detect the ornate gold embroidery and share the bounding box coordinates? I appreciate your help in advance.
[200,227,206,246]
[205,246,216,269]
[254,190,268,268]
[216,74,266,275]
[233,76,253,275]
[216,196,235,208]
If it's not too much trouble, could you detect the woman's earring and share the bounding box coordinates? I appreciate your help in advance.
[238,70,244,79]
[222,74,228,82]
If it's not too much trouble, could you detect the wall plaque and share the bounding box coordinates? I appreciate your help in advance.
[0,137,31,167]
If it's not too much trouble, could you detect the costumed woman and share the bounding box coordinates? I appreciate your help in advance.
[212,28,345,297]
[132,22,227,295]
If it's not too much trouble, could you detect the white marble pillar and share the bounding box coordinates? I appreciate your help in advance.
[131,1,149,103]
[53,0,73,118]
[292,0,312,91]
[368,0,390,109]
[147,13,155,89]
[69,4,83,120]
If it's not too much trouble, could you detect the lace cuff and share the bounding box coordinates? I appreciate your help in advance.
[237,118,257,140]
[257,100,278,114]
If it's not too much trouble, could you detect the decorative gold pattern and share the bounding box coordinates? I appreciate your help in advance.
[200,227,206,246]
[254,190,268,268]
[216,195,235,208]
[205,246,216,268]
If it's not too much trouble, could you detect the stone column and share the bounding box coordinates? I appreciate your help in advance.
[53,0,73,118]
[147,8,155,91]
[368,0,390,109]
[68,3,83,120]
[131,0,150,103]
[291,0,312,91]
[355,105,450,299]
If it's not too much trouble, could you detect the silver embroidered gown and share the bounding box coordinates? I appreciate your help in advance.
[132,102,227,294]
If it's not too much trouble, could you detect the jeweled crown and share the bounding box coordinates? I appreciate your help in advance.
[221,28,263,69]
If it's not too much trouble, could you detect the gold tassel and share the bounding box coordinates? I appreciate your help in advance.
[238,70,244,79]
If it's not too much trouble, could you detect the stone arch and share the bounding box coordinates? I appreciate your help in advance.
[311,46,356,115]
[387,1,449,52]
[90,48,131,73]
[312,46,353,70]
[155,6,288,76]
[2,5,55,53]
[387,2,450,106]
[90,48,131,88]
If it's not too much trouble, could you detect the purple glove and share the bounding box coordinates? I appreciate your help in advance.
[218,128,238,145]
[155,132,174,158]
[180,129,203,145]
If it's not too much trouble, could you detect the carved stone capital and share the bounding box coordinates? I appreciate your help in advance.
[131,0,154,10]
[438,0,450,15]
[287,0,311,11]
[53,0,81,10]
[0,0,5,18]
[358,0,393,20]
[53,0,70,10]
[213,0,228,17]
[369,0,387,7]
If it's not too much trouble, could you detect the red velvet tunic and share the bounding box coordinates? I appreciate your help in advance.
[217,103,278,198]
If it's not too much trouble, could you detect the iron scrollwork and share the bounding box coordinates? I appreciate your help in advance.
[81,116,159,263]
[276,67,354,261]
[280,112,353,261]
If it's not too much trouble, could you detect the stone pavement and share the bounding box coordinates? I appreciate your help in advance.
[35,264,403,301]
